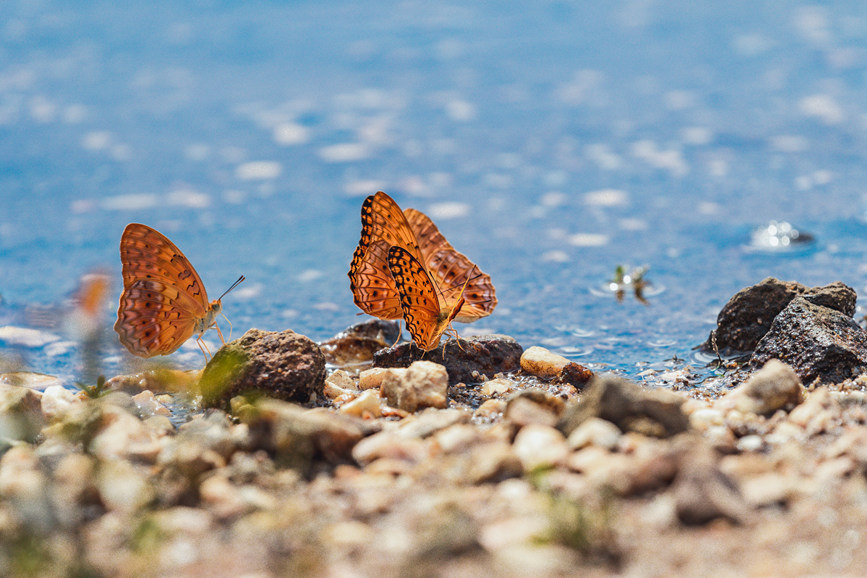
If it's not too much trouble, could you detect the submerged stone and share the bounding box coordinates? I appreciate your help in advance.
[319,319,401,366]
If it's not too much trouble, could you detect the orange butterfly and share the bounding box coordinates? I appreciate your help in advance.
[348,192,496,350]
[114,223,244,360]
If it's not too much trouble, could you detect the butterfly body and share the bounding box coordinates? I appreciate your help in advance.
[349,192,495,351]
[114,223,241,359]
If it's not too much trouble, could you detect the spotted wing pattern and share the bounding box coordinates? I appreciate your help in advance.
[386,246,446,350]
[115,223,211,357]
[404,208,497,323]
[349,192,421,318]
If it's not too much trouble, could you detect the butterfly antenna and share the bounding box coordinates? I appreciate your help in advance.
[217,275,246,301]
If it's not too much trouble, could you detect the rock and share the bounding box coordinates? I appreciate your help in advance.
[373,334,523,385]
[380,361,448,412]
[0,371,63,391]
[89,405,162,462]
[0,384,45,444]
[131,389,171,418]
[396,408,470,438]
[558,375,690,439]
[566,417,622,450]
[358,368,389,390]
[788,388,840,435]
[474,399,506,420]
[521,346,571,378]
[351,431,431,466]
[239,399,372,471]
[701,278,856,354]
[104,369,199,395]
[323,369,359,400]
[96,460,154,513]
[479,378,518,397]
[718,360,805,415]
[751,297,867,383]
[464,442,523,484]
[339,389,382,418]
[41,385,81,420]
[504,396,558,428]
[319,319,401,366]
[512,425,569,471]
[199,329,326,409]
[672,442,751,525]
[521,346,593,388]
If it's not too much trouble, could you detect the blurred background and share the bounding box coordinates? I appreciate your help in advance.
[1,1,867,383]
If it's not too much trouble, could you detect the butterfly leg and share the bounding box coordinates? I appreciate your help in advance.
[390,321,403,347]
[196,335,212,363]
[214,322,227,346]
[221,312,234,341]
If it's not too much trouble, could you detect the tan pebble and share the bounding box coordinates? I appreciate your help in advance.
[505,396,557,428]
[380,361,448,412]
[520,346,570,379]
[479,378,516,397]
[565,446,610,473]
[474,399,506,419]
[351,431,430,466]
[358,368,389,390]
[689,408,725,431]
[433,424,481,453]
[566,417,621,450]
[512,424,569,470]
[736,434,764,452]
[681,398,709,415]
[338,389,381,418]
[40,385,80,419]
[718,359,804,415]
[96,460,153,513]
[324,369,359,399]
[132,389,171,417]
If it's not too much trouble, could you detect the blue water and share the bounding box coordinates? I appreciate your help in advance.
[2,1,867,384]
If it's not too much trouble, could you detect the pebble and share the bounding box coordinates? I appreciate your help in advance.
[351,431,431,466]
[40,385,81,419]
[512,424,569,471]
[737,434,764,453]
[358,368,389,390]
[380,361,448,412]
[479,378,516,397]
[338,389,382,418]
[718,360,805,415]
[689,408,725,431]
[474,399,506,419]
[132,389,171,417]
[566,417,622,450]
[324,369,359,400]
[520,346,570,379]
[504,396,558,428]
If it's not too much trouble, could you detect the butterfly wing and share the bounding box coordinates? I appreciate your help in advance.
[115,279,203,357]
[404,208,497,323]
[349,192,421,318]
[348,239,404,319]
[387,246,447,351]
[115,223,211,357]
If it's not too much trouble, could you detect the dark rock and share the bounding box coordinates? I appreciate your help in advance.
[373,334,523,385]
[673,441,751,525]
[558,374,689,439]
[701,278,856,354]
[319,319,401,366]
[751,297,867,384]
[198,329,326,409]
[552,362,594,389]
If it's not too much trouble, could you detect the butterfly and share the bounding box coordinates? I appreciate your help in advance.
[348,191,496,350]
[114,223,244,360]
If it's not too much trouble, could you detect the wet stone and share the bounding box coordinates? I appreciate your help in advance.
[319,319,401,366]
[520,346,593,388]
[751,297,867,384]
[701,278,856,355]
[199,328,326,409]
[558,374,690,439]
[373,334,523,385]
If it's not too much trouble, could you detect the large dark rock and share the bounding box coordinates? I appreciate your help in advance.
[319,319,401,366]
[701,278,856,354]
[751,297,867,384]
[198,329,326,409]
[558,374,690,439]
[373,334,523,385]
